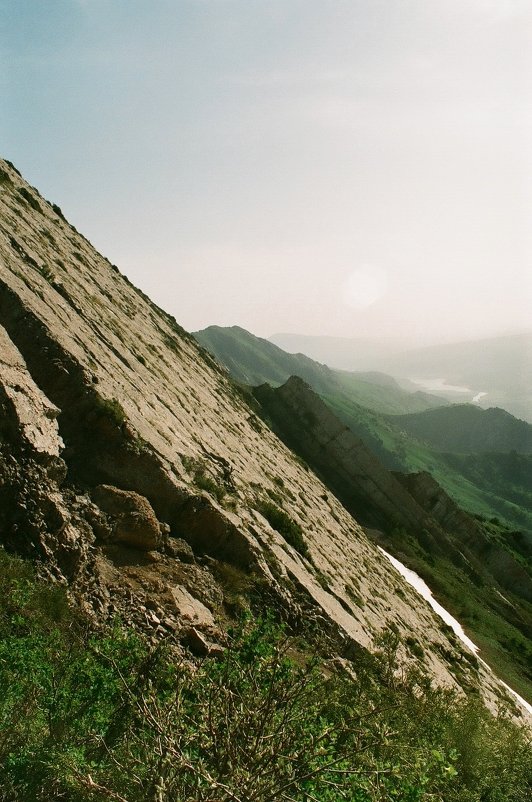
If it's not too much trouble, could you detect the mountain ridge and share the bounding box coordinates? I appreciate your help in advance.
[0,157,529,718]
[269,330,532,422]
[194,323,532,534]
[195,324,448,414]
[390,404,532,454]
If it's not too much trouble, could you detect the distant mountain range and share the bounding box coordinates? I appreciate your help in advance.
[194,325,532,535]
[194,325,447,415]
[270,331,532,423]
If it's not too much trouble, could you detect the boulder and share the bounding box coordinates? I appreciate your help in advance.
[92,484,161,550]
[170,585,215,628]
[181,626,224,657]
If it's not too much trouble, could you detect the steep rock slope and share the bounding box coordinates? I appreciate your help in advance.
[0,158,524,714]
[254,377,532,698]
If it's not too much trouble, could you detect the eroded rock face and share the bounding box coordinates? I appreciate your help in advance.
[173,494,256,568]
[393,471,478,542]
[396,471,532,603]
[170,585,215,628]
[254,377,437,537]
[0,157,527,720]
[0,323,63,460]
[0,321,91,576]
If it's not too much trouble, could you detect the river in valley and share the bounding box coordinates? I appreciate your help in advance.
[409,377,488,405]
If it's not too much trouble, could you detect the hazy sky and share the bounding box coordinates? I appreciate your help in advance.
[2,0,531,344]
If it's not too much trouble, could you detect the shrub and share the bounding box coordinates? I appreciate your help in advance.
[40,264,55,283]
[17,187,42,213]
[0,550,531,802]
[194,469,226,503]
[255,500,309,558]
[51,203,66,220]
[93,396,127,427]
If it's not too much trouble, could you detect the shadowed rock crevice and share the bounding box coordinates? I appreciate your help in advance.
[0,279,187,524]
[172,494,256,569]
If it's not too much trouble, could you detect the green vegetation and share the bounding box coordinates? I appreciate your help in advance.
[443,452,532,533]
[0,549,530,802]
[4,159,21,176]
[390,404,532,454]
[17,186,42,213]
[193,324,532,532]
[255,499,309,558]
[181,456,231,505]
[211,561,260,613]
[194,468,227,503]
[93,396,127,427]
[324,390,532,533]
[194,324,336,394]
[52,202,66,220]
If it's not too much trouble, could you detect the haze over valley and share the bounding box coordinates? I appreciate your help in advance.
[270,330,532,423]
[2,2,532,798]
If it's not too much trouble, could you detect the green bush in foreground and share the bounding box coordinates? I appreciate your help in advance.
[0,548,530,801]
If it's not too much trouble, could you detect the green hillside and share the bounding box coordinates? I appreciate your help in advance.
[442,452,532,538]
[194,325,338,394]
[194,325,446,415]
[325,392,532,535]
[194,325,532,534]
[390,404,532,454]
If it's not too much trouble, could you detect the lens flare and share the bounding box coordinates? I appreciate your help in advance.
[343,265,388,309]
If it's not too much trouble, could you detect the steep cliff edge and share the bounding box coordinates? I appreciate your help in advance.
[397,470,532,605]
[254,376,440,537]
[0,158,526,715]
[253,376,532,698]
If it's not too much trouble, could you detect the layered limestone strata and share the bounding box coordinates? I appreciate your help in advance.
[0,157,527,719]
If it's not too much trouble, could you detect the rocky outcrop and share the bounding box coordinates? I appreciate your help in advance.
[0,323,63,459]
[393,470,479,543]
[0,321,92,577]
[396,471,532,603]
[0,157,527,718]
[254,377,438,537]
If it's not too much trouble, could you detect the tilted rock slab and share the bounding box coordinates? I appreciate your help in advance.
[0,157,527,720]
